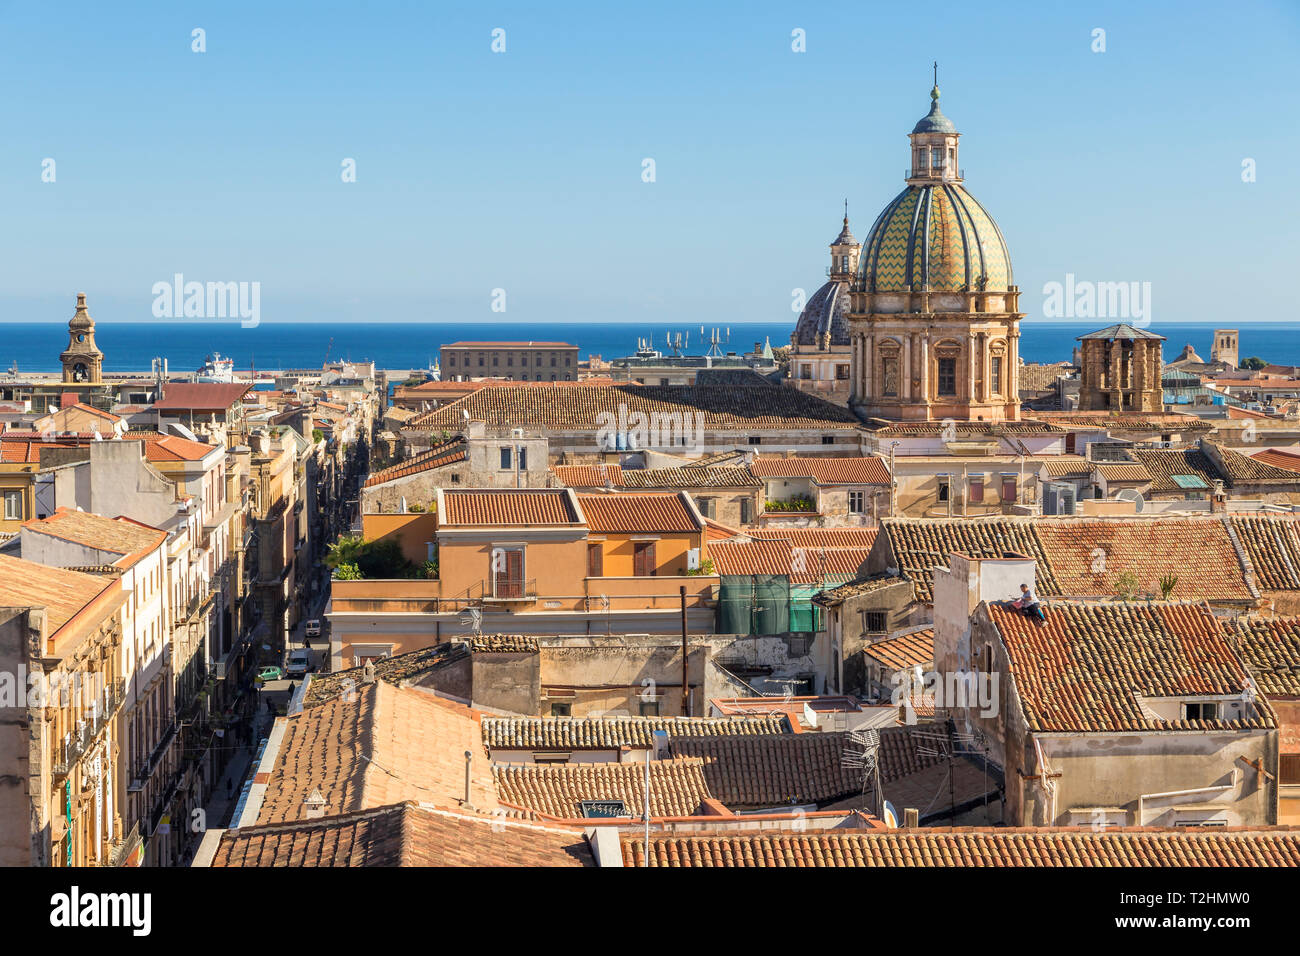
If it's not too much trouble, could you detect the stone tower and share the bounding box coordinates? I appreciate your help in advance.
[1076,324,1165,413]
[1211,329,1239,369]
[60,293,104,385]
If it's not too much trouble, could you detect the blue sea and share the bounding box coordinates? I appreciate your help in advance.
[2,321,1298,373]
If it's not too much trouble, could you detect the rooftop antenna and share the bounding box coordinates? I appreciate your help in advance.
[842,728,883,819]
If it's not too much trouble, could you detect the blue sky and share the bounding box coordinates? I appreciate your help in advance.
[1,0,1297,326]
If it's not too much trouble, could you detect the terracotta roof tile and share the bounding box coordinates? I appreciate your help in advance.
[576,492,701,533]
[471,634,539,654]
[493,757,711,819]
[623,827,1300,867]
[1228,616,1300,697]
[552,464,623,487]
[303,645,468,706]
[619,465,760,489]
[1035,516,1254,602]
[1208,440,1300,485]
[440,489,579,526]
[256,682,497,824]
[991,602,1272,733]
[1094,461,1154,484]
[749,528,878,549]
[411,383,861,432]
[214,802,594,867]
[481,715,791,751]
[0,553,120,640]
[708,537,870,584]
[881,517,1058,603]
[364,438,468,487]
[863,629,935,671]
[751,456,890,484]
[22,508,166,567]
[1249,448,1300,473]
[1230,514,1300,590]
[153,382,252,410]
[669,733,861,808]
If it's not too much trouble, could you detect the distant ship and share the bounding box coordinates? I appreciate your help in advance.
[196,353,240,383]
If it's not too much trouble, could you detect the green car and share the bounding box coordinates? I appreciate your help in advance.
[256,665,283,682]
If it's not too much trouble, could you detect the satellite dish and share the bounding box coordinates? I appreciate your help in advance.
[1115,488,1146,512]
[883,800,900,829]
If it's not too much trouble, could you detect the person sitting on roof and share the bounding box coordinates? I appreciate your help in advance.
[1011,582,1045,625]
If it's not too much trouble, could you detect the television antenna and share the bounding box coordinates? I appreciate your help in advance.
[912,722,994,824]
[459,606,482,640]
[842,727,883,819]
[1115,488,1146,513]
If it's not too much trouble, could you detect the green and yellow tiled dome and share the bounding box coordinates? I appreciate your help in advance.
[857,183,1012,293]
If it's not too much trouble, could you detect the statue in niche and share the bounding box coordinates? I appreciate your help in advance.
[882,356,899,397]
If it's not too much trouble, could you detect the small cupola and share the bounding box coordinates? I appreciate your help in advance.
[908,64,962,184]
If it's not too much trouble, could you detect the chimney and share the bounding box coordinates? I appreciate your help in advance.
[904,807,919,828]
[303,789,327,820]
[462,750,476,810]
[652,728,669,761]
[361,660,376,684]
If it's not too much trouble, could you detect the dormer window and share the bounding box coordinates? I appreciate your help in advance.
[1184,702,1219,721]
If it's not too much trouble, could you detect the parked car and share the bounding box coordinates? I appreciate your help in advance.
[305,619,322,639]
[286,648,311,677]
[256,665,283,682]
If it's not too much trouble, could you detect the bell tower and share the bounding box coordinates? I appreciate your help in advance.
[60,293,104,385]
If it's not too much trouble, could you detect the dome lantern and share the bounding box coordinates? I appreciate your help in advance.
[829,199,860,281]
[908,65,961,184]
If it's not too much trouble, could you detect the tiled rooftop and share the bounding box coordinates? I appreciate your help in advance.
[493,757,711,819]
[256,682,498,824]
[1229,616,1300,697]
[812,572,908,606]
[1248,448,1300,473]
[751,456,890,485]
[1093,461,1154,484]
[990,602,1272,733]
[481,715,791,751]
[410,383,861,431]
[1208,440,1300,485]
[668,733,861,808]
[153,382,252,410]
[22,508,166,566]
[302,644,467,706]
[748,528,878,549]
[622,827,1300,867]
[471,634,539,654]
[575,492,702,533]
[213,802,594,867]
[864,419,1066,437]
[707,536,870,584]
[0,553,120,641]
[440,489,580,526]
[552,463,623,487]
[881,516,1258,605]
[619,465,760,489]
[1034,516,1255,602]
[881,517,1059,603]
[862,629,935,672]
[1230,514,1300,590]
[363,438,468,487]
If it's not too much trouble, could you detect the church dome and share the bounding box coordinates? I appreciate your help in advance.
[857,182,1012,294]
[792,280,850,347]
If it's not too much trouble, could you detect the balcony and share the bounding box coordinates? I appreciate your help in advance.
[483,577,537,603]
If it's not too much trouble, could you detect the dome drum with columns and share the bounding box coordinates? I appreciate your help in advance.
[846,81,1022,423]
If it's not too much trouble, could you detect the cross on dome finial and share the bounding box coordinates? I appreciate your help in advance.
[931,61,940,101]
